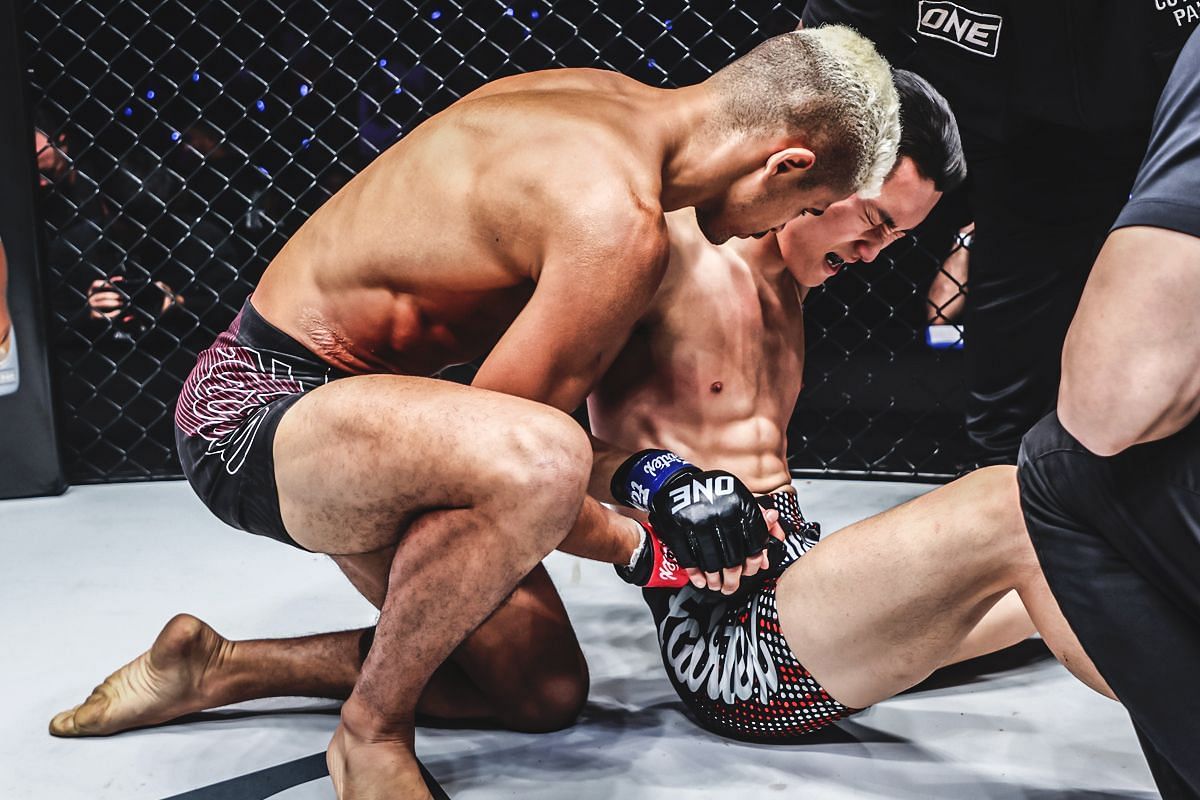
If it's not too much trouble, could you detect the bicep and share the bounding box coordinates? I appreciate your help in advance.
[1059,226,1200,454]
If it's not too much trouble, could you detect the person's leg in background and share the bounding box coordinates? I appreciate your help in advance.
[1019,412,1200,798]
[961,123,1146,465]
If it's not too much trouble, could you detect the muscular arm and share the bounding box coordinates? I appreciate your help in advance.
[1058,226,1200,456]
[471,207,669,564]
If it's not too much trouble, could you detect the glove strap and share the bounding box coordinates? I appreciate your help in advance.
[610,449,694,511]
[615,521,689,588]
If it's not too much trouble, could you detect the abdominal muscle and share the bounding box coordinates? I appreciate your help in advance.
[591,389,795,495]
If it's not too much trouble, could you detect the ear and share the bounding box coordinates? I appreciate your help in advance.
[765,147,816,177]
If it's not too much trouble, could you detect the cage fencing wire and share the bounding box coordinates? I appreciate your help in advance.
[23,0,971,482]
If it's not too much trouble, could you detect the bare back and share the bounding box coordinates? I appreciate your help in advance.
[253,69,669,382]
[588,209,806,493]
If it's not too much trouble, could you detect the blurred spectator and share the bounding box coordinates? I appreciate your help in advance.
[171,121,273,239]
[34,117,250,475]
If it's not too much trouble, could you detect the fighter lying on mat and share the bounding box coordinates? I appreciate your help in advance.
[50,70,1109,747]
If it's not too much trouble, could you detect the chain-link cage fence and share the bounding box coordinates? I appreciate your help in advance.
[23,0,971,484]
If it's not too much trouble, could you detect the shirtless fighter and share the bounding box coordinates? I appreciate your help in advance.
[49,27,901,799]
[54,71,1105,756]
[596,69,1108,740]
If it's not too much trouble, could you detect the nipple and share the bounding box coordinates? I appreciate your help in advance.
[710,381,723,393]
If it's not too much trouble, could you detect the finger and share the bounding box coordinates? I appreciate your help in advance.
[686,567,706,589]
[743,555,761,578]
[721,564,743,595]
[763,509,787,542]
[704,570,722,593]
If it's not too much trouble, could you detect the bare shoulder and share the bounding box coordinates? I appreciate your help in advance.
[542,165,670,277]
[465,67,644,102]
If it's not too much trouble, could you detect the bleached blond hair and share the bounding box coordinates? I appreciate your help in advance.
[709,25,900,199]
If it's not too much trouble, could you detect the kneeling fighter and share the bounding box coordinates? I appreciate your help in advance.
[51,27,901,799]
[52,73,1103,751]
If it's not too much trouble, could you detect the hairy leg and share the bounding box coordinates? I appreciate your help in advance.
[776,466,1110,710]
[49,564,586,737]
[272,376,590,799]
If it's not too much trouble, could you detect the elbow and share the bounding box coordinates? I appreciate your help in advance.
[1057,382,1136,458]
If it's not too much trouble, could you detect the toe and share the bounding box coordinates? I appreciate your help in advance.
[48,707,80,737]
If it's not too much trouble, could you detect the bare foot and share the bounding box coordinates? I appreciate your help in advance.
[328,720,432,800]
[49,613,231,736]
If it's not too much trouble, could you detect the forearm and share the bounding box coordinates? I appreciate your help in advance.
[587,433,634,503]
[557,494,643,565]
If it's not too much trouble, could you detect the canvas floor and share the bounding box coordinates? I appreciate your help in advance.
[0,479,1155,799]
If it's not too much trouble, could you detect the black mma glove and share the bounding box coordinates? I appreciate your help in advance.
[610,449,770,574]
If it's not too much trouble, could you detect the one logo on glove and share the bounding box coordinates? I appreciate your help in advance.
[668,475,735,514]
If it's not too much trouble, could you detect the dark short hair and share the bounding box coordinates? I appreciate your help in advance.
[893,69,966,192]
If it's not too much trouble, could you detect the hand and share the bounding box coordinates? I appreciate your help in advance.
[87,276,129,321]
[681,506,788,593]
[152,280,183,314]
[610,450,776,594]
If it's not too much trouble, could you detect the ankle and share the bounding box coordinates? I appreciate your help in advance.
[340,694,416,743]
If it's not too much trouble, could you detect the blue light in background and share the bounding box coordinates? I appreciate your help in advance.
[192,72,201,82]
[255,99,266,112]
[122,107,133,117]
[504,7,514,16]
[301,137,312,149]
[379,58,388,67]
[299,83,310,97]
[394,85,403,94]
[665,19,673,30]
[257,165,270,176]
[170,131,181,141]
[145,89,156,100]
[647,58,658,69]
[531,9,540,18]
[431,9,442,20]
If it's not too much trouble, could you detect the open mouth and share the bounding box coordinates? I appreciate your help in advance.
[825,253,846,273]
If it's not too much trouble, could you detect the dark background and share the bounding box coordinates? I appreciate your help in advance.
[17,0,971,484]
[0,0,65,499]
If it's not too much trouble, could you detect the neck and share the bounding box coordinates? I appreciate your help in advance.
[656,82,770,212]
[730,232,789,280]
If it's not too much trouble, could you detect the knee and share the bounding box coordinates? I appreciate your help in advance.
[502,657,590,733]
[492,408,591,504]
